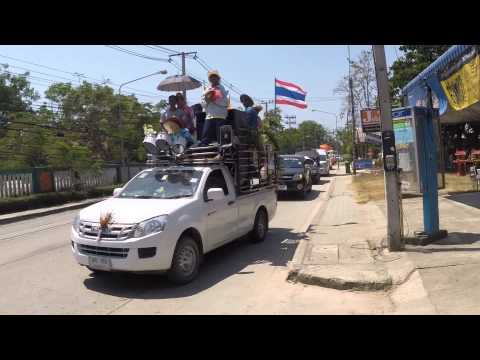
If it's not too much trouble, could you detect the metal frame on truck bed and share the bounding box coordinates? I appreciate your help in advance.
[144,109,279,196]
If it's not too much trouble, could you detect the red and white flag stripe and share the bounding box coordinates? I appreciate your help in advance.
[275,79,307,95]
[275,96,308,109]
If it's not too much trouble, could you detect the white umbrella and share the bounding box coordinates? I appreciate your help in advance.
[157,75,202,92]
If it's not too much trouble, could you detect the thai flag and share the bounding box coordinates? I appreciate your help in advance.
[275,79,307,109]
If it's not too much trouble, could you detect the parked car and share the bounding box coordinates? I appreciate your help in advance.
[277,155,312,198]
[315,149,330,176]
[71,165,277,284]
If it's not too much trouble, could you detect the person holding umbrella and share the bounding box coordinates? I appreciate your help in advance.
[200,70,229,146]
[176,92,195,136]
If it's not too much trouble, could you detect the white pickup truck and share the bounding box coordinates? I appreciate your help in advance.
[71,165,277,284]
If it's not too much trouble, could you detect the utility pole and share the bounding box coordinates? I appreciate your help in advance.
[284,115,296,129]
[169,51,197,100]
[372,45,403,251]
[348,46,357,175]
[260,99,274,114]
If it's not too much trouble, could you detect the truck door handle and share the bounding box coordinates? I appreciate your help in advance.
[208,210,217,216]
[228,201,235,205]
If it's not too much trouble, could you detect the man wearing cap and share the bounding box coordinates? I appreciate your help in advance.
[200,70,229,146]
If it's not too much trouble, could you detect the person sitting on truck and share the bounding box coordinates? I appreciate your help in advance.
[200,70,229,146]
[240,94,263,129]
[161,117,194,149]
[161,95,186,127]
[176,92,195,136]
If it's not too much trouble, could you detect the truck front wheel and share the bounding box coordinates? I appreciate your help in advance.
[250,208,268,243]
[167,236,201,285]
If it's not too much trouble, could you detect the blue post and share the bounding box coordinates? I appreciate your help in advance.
[419,107,440,235]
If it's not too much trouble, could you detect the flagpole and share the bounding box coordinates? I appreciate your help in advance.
[274,77,277,112]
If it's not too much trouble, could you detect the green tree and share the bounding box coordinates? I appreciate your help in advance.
[45,82,160,165]
[0,67,43,169]
[389,45,451,104]
[260,108,283,150]
[297,120,327,149]
[336,125,353,159]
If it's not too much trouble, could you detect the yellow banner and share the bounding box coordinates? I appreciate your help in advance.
[440,54,480,111]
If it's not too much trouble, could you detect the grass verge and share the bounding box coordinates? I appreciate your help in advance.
[351,171,479,204]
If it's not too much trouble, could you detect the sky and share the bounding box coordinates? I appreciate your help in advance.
[0,45,400,132]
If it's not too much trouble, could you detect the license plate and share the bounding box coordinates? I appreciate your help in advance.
[88,256,112,271]
[278,185,287,191]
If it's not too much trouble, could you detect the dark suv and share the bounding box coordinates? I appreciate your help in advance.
[277,155,312,198]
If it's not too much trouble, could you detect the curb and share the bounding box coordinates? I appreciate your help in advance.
[287,174,418,291]
[295,265,392,291]
[0,197,107,225]
[288,176,337,280]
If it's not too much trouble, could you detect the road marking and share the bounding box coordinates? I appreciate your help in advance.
[0,221,72,241]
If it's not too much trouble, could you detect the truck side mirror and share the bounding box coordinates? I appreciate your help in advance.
[206,188,225,201]
[113,188,123,197]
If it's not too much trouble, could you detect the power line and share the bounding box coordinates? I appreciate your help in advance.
[0,52,172,97]
[143,45,178,55]
[105,45,170,62]
[0,59,163,99]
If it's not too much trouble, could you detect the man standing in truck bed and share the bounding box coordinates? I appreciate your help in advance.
[199,70,229,146]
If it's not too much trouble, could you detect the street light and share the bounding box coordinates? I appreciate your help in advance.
[117,69,168,180]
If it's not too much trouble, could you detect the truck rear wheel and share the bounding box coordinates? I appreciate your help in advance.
[250,208,268,243]
[167,236,201,285]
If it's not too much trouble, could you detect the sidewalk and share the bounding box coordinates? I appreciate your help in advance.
[289,167,480,314]
[288,171,416,291]
[0,197,107,225]
[377,191,480,314]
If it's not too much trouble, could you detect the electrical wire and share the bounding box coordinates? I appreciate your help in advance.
[1,66,164,100]
[143,45,176,55]
[0,52,164,97]
[105,45,170,62]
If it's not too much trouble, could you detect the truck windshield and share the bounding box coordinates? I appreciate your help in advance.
[318,155,327,161]
[118,169,203,199]
[280,158,303,168]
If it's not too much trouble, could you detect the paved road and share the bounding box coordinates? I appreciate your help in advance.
[0,174,393,314]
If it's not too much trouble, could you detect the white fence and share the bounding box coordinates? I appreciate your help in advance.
[53,170,74,192]
[53,168,119,192]
[0,165,149,199]
[0,172,33,198]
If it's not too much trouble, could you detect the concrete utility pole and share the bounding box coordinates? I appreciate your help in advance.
[348,46,357,175]
[284,115,296,129]
[169,51,197,100]
[372,45,403,251]
[260,99,274,114]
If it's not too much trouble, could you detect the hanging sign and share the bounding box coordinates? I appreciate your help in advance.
[360,108,381,133]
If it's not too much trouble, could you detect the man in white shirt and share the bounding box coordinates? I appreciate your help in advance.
[199,70,229,146]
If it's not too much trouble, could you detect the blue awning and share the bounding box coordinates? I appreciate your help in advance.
[401,45,480,123]
[402,45,472,94]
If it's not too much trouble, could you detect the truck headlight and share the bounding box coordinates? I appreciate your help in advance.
[132,215,167,238]
[72,214,80,233]
[293,173,303,181]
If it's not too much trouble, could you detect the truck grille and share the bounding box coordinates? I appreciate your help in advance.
[79,221,135,241]
[280,175,293,181]
[78,244,129,258]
